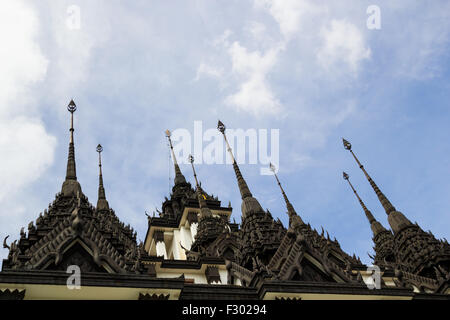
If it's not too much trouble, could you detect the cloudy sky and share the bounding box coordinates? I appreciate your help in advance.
[1,0,449,264]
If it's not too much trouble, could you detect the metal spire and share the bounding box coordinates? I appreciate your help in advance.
[270,163,303,225]
[96,144,109,211]
[217,120,252,199]
[342,138,396,215]
[343,172,377,224]
[165,129,187,185]
[61,100,82,196]
[217,120,264,219]
[189,154,212,219]
[66,100,77,180]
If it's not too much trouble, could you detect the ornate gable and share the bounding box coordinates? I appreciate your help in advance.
[2,192,143,274]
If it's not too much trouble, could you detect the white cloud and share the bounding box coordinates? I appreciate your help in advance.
[0,0,55,203]
[194,63,223,81]
[254,0,322,40]
[225,42,282,115]
[42,2,111,101]
[317,19,371,74]
[0,117,57,201]
[390,4,450,80]
[246,21,267,41]
[0,1,56,255]
[212,29,233,48]
[0,0,48,111]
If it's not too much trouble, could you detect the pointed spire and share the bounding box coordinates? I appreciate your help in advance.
[66,100,77,180]
[343,171,376,224]
[269,163,303,225]
[217,120,252,199]
[61,100,82,196]
[342,138,396,215]
[96,144,109,211]
[343,171,387,236]
[218,120,263,218]
[165,129,186,185]
[189,154,212,219]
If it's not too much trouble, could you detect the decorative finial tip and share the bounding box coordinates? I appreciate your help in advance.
[96,144,103,153]
[343,171,349,180]
[342,138,352,150]
[165,129,171,137]
[217,120,225,133]
[188,154,194,163]
[67,99,77,113]
[269,162,276,173]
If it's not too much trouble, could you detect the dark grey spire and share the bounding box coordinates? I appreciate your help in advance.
[96,144,109,211]
[342,138,396,215]
[218,120,263,218]
[343,171,386,236]
[343,138,412,233]
[189,154,212,219]
[61,100,82,196]
[269,163,303,226]
[165,129,187,185]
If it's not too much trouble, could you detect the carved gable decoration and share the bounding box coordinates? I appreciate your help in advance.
[45,242,107,273]
[2,192,143,275]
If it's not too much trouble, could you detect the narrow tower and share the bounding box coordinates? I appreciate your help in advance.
[217,120,263,218]
[158,130,195,221]
[269,163,303,228]
[343,138,450,279]
[61,100,82,196]
[188,154,224,255]
[343,171,385,235]
[165,129,187,186]
[96,144,109,211]
[218,120,285,271]
[189,154,212,219]
[343,171,395,265]
[342,138,411,232]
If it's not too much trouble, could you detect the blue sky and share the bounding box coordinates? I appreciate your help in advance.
[1,0,449,264]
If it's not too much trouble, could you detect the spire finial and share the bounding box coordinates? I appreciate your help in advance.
[269,163,303,224]
[189,154,199,187]
[166,129,187,185]
[342,138,396,215]
[62,99,82,196]
[68,100,76,141]
[96,144,109,211]
[189,154,211,218]
[217,120,252,199]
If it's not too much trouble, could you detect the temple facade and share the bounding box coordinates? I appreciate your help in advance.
[0,100,449,300]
